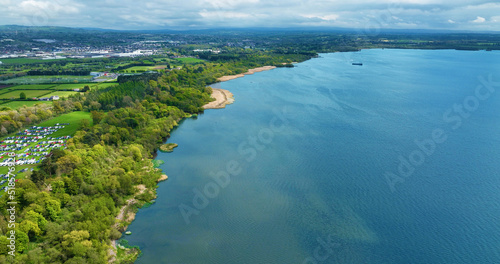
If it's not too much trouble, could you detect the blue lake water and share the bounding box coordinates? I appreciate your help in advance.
[127,49,500,264]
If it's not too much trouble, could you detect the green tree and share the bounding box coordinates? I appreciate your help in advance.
[20,92,26,100]
[61,230,92,257]
[52,101,64,114]
[0,236,8,255]
[74,102,83,111]
[30,170,46,187]
[25,210,48,231]
[90,111,105,124]
[45,199,61,221]
[15,230,29,253]
[129,145,142,162]
[82,85,90,92]
[19,220,42,239]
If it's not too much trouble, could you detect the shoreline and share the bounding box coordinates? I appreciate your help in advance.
[109,184,148,262]
[203,65,277,110]
[203,88,234,109]
[109,173,169,262]
[216,65,276,82]
[110,65,276,262]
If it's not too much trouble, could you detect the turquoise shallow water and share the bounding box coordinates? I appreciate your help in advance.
[126,49,500,264]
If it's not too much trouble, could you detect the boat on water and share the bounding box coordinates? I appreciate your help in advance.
[125,231,132,235]
[352,62,363,66]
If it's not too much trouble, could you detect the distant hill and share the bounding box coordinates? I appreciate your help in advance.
[1,25,499,35]
[0,25,109,34]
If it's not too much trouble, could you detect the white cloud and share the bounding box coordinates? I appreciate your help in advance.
[0,0,499,31]
[15,0,80,14]
[2,0,82,26]
[199,11,254,20]
[320,15,339,21]
[302,14,339,21]
[204,0,260,8]
[472,16,485,23]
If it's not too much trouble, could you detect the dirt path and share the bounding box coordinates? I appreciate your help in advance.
[108,185,147,263]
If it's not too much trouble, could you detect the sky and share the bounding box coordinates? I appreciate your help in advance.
[0,0,499,31]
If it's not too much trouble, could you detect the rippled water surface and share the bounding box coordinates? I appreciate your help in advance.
[127,49,500,264]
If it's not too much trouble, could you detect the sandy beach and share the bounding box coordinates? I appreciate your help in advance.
[217,66,276,82]
[203,88,234,109]
[158,174,168,182]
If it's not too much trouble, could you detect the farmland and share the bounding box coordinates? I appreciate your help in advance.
[0,57,63,64]
[176,57,205,63]
[0,84,56,90]
[90,82,117,90]
[50,82,116,91]
[0,89,52,99]
[52,83,91,90]
[119,57,206,72]
[43,91,79,98]
[0,82,117,109]
[0,75,93,84]
[123,65,169,72]
[0,100,51,109]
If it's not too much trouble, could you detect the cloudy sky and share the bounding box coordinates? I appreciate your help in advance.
[0,0,499,31]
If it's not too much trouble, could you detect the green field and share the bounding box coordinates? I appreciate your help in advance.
[124,65,168,72]
[91,82,117,90]
[153,58,172,63]
[0,89,52,99]
[43,91,79,98]
[2,84,57,90]
[52,83,91,90]
[0,57,62,64]
[70,82,117,90]
[7,83,116,91]
[0,83,114,107]
[94,76,118,82]
[0,75,93,84]
[0,100,51,110]
[176,57,205,63]
[37,111,92,137]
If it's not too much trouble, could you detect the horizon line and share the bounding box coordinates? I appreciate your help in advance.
[1,24,499,34]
